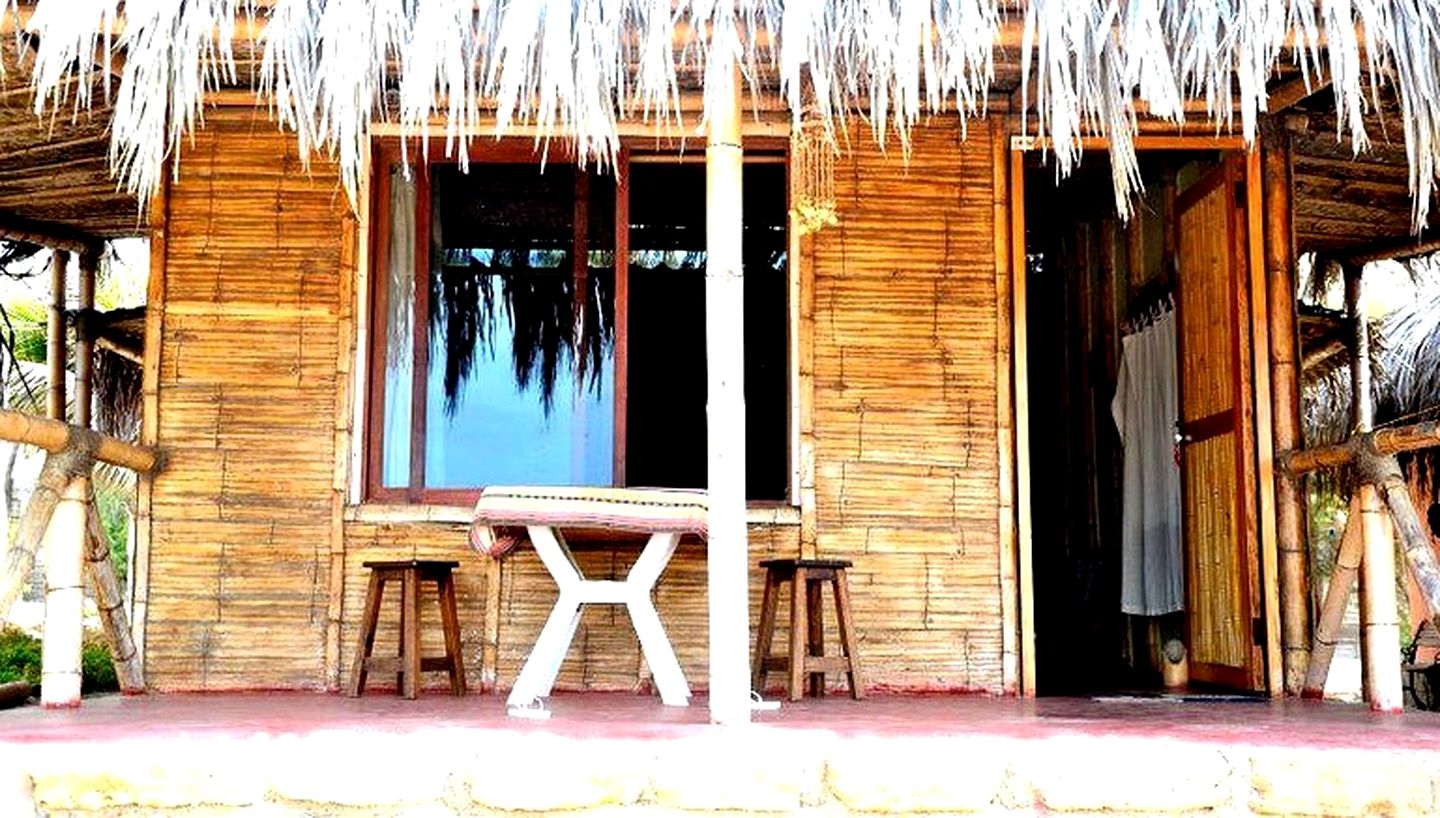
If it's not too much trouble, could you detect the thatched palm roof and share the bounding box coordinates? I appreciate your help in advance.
[5,1,1440,231]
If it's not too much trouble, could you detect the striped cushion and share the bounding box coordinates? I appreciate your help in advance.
[468,486,709,558]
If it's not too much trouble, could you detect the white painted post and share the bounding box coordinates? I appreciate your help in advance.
[1348,265,1403,712]
[705,60,752,725]
[41,477,88,708]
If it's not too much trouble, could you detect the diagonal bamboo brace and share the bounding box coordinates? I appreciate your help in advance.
[84,490,144,693]
[1303,496,1363,698]
[1368,464,1440,634]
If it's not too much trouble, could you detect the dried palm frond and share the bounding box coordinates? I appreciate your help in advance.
[14,2,1440,231]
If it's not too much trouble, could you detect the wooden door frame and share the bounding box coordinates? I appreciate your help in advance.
[1007,135,1281,697]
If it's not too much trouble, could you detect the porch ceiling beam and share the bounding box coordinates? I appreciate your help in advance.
[0,212,105,256]
[1343,231,1440,266]
[1266,73,1331,113]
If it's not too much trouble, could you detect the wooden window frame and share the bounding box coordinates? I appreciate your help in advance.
[362,138,791,505]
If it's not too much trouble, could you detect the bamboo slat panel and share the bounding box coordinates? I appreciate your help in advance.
[1183,436,1246,668]
[809,116,1004,692]
[1178,189,1234,423]
[144,107,348,691]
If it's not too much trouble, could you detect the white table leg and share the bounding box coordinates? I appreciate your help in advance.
[507,591,583,707]
[626,533,691,705]
[507,526,585,708]
[502,525,694,709]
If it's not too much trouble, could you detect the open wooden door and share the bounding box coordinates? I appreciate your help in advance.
[1175,156,1265,691]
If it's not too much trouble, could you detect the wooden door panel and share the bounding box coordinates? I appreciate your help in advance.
[1176,159,1261,690]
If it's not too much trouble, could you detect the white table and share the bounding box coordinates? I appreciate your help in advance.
[505,525,692,710]
[468,486,708,716]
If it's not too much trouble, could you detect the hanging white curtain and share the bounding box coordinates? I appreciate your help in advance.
[1111,307,1183,616]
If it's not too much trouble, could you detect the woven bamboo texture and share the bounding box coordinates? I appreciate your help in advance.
[808,117,1004,691]
[144,111,1008,694]
[144,107,349,690]
[1177,178,1248,674]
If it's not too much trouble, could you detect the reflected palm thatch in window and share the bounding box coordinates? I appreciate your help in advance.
[430,254,614,416]
[427,163,615,417]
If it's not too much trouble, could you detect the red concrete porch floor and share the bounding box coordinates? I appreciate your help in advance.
[3,692,1440,815]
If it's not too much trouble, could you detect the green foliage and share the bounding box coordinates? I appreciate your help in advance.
[0,627,41,687]
[97,487,130,589]
[81,634,118,694]
[3,299,47,365]
[0,627,120,694]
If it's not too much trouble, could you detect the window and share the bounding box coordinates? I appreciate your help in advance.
[366,144,790,503]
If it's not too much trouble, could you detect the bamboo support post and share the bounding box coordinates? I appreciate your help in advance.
[705,58,750,725]
[75,248,97,429]
[1347,265,1404,712]
[1263,123,1310,694]
[41,477,88,708]
[0,418,160,623]
[47,249,68,422]
[1302,496,1362,697]
[84,489,144,693]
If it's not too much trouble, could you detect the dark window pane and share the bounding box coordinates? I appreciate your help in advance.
[625,161,789,501]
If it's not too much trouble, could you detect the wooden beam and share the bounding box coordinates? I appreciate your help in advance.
[74,249,97,429]
[46,248,67,422]
[1010,146,1036,698]
[704,59,749,725]
[0,416,160,628]
[1344,233,1440,266]
[1263,122,1311,695]
[1280,420,1440,475]
[94,335,142,365]
[0,214,104,256]
[0,410,160,473]
[1267,73,1331,113]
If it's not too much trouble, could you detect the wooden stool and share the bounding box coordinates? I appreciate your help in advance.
[752,558,865,700]
[348,560,466,698]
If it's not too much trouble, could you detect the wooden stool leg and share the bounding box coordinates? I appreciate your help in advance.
[833,570,865,699]
[400,567,420,699]
[752,569,780,693]
[788,567,808,701]
[806,576,825,697]
[437,571,467,695]
[347,571,386,697]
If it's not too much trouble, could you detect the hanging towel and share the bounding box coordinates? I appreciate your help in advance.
[1112,310,1184,616]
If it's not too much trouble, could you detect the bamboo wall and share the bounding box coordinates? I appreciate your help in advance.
[143,107,352,689]
[808,117,1005,691]
[144,108,1011,694]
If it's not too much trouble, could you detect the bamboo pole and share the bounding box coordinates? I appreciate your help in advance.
[0,410,159,473]
[1263,122,1311,695]
[705,58,750,725]
[1347,265,1403,712]
[40,477,87,708]
[1280,422,1440,475]
[47,249,68,422]
[83,490,144,693]
[75,248,97,429]
[1302,496,1362,697]
[0,423,160,624]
